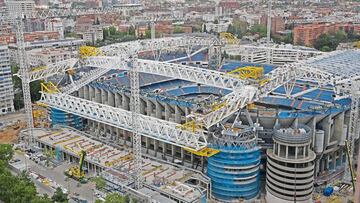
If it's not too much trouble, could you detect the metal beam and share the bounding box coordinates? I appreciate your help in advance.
[39,92,207,150]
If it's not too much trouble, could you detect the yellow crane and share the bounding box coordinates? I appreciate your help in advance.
[65,142,87,183]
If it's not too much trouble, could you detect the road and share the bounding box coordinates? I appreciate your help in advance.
[13,152,97,202]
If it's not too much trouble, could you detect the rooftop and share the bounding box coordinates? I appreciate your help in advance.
[32,127,205,202]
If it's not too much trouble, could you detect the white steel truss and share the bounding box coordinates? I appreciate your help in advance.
[61,68,110,94]
[0,7,140,21]
[80,56,248,90]
[100,36,219,56]
[201,86,258,128]
[136,59,247,90]
[26,59,79,82]
[39,93,207,150]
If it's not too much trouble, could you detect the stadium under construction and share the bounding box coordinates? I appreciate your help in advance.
[20,35,360,203]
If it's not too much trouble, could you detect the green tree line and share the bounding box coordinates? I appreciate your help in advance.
[0,144,64,203]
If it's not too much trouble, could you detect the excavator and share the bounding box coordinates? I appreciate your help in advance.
[65,143,87,183]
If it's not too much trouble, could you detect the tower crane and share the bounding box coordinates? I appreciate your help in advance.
[8,8,34,146]
[343,80,360,197]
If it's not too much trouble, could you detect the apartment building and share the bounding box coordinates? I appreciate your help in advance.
[27,48,78,66]
[0,45,14,115]
[260,15,285,34]
[293,23,360,46]
[8,38,85,65]
[6,0,35,17]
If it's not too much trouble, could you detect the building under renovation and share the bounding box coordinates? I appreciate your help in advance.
[28,35,360,203]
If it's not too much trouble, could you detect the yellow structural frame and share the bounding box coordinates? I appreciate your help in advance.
[184,147,220,157]
[79,46,102,59]
[176,120,203,133]
[228,66,264,80]
[40,81,59,94]
[220,32,239,44]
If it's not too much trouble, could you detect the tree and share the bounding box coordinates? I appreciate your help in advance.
[128,26,135,36]
[202,24,207,32]
[104,193,125,203]
[227,20,248,38]
[174,26,183,34]
[51,187,68,203]
[43,148,55,167]
[0,144,14,164]
[109,27,117,36]
[320,45,331,52]
[249,24,267,38]
[30,194,52,203]
[92,176,106,190]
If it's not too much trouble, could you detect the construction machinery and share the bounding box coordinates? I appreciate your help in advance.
[65,143,87,183]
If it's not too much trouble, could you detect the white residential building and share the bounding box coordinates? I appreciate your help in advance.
[204,21,231,33]
[6,0,35,17]
[0,45,14,115]
[80,28,103,44]
[27,48,78,66]
[8,38,85,64]
[45,18,64,39]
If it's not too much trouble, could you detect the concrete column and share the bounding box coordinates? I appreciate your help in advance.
[295,146,298,159]
[79,87,84,98]
[191,153,195,168]
[115,93,122,108]
[201,156,205,173]
[122,94,130,110]
[332,152,336,169]
[84,85,89,100]
[181,148,185,164]
[154,140,158,157]
[334,112,344,142]
[162,142,166,159]
[171,145,175,162]
[101,88,108,104]
[146,100,152,116]
[140,99,146,115]
[285,146,288,159]
[165,104,171,121]
[319,115,333,147]
[89,86,95,101]
[146,137,150,154]
[95,88,101,103]
[175,105,182,124]
[309,117,317,149]
[156,101,162,119]
[108,91,115,107]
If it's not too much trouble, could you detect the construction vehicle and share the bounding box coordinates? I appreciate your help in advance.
[65,143,87,183]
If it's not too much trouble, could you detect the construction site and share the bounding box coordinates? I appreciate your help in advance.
[7,34,357,203]
[1,6,360,203]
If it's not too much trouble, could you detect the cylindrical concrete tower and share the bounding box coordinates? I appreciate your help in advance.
[207,127,260,202]
[266,125,316,203]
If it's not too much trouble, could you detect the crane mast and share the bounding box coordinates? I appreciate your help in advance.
[344,80,360,191]
[129,57,143,189]
[14,15,34,146]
